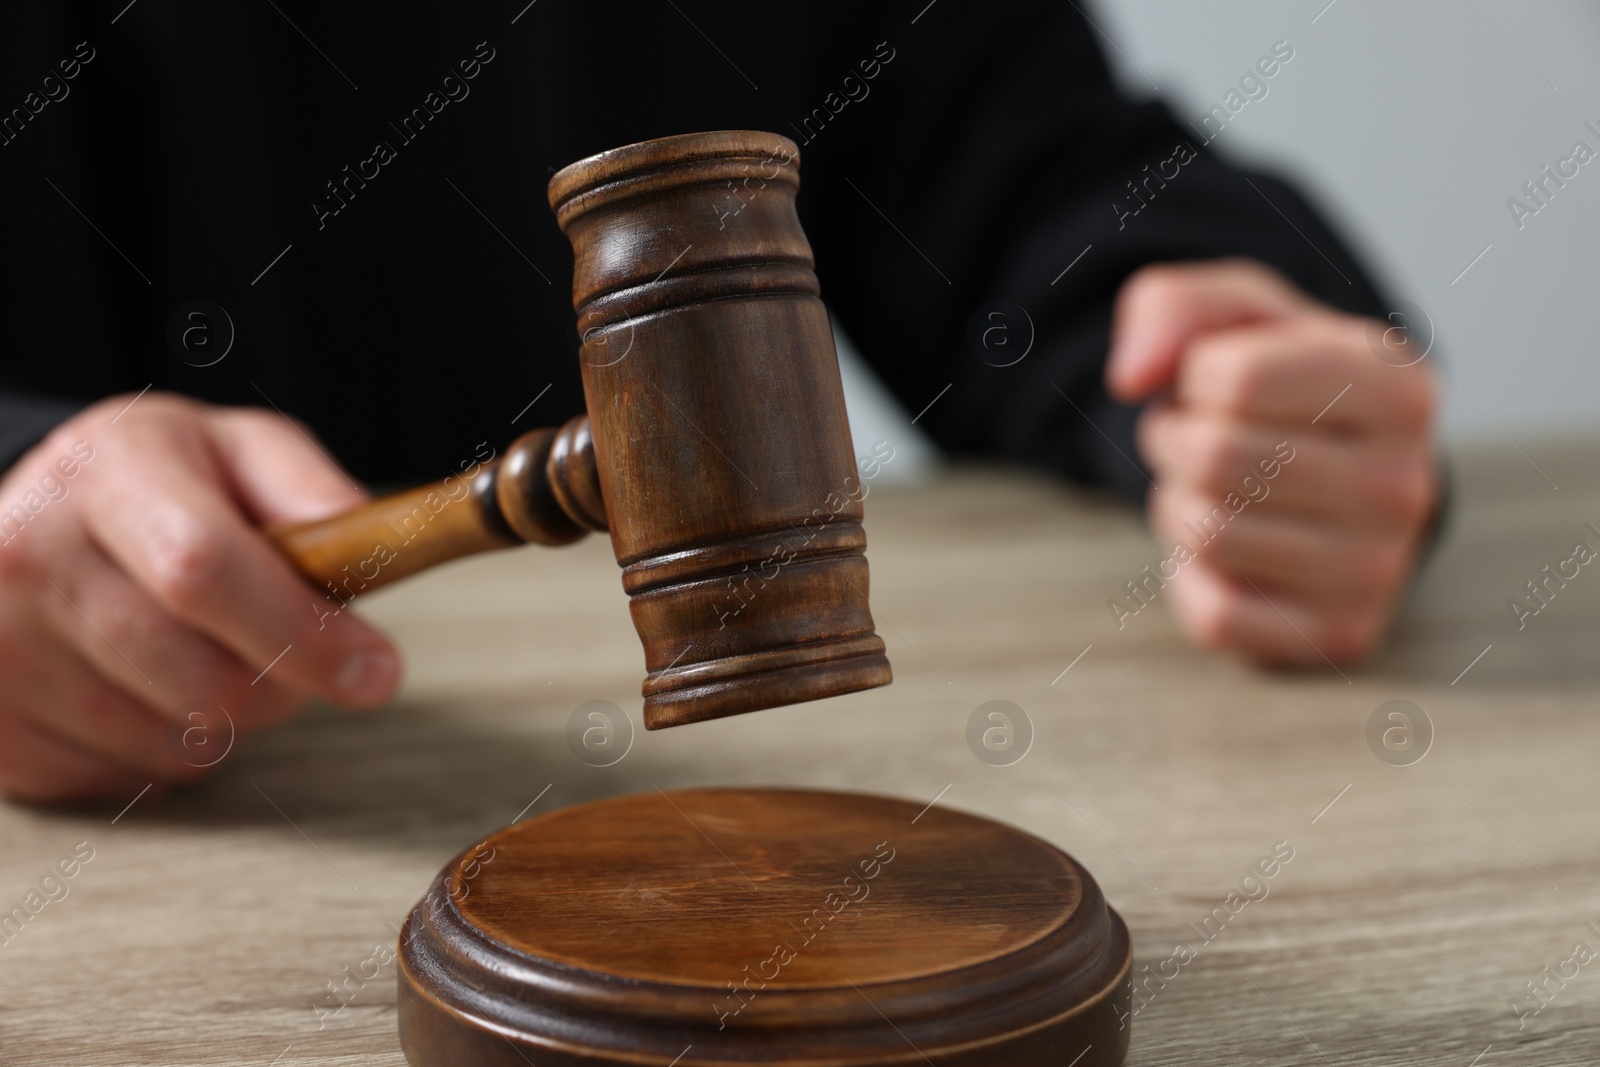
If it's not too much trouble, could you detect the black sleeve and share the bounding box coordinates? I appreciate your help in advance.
[0,390,87,475]
[805,1,1391,500]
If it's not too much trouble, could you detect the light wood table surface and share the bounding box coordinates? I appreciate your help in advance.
[3,439,1598,1066]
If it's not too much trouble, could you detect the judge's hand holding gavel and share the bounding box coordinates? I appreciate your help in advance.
[0,261,1439,803]
[0,392,400,801]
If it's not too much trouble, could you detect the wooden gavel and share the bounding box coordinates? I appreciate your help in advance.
[271,131,892,729]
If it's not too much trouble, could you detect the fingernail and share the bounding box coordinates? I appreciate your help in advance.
[337,646,401,705]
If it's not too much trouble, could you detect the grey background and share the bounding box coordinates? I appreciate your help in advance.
[1083,0,1600,443]
[841,0,1599,463]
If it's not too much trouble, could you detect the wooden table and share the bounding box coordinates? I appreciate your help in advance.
[3,439,1598,1066]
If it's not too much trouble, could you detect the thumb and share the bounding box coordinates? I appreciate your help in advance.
[1105,258,1316,403]
[207,407,371,528]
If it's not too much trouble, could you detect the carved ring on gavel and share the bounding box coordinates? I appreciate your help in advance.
[269,131,893,729]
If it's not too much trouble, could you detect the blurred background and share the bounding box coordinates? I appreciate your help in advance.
[845,0,1600,468]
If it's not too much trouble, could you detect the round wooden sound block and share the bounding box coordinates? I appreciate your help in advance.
[398,788,1131,1066]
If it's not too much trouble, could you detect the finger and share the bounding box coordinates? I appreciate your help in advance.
[9,636,217,782]
[0,713,156,804]
[208,408,369,527]
[80,447,402,707]
[1138,406,1437,532]
[1106,258,1315,402]
[1164,560,1383,667]
[1176,317,1436,432]
[37,534,307,730]
[1150,486,1413,603]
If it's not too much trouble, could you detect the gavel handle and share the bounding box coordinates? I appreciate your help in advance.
[269,416,607,597]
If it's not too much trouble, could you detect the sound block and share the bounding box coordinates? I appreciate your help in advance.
[398,788,1131,1066]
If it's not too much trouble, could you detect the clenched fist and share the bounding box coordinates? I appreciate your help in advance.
[1106,258,1440,666]
[0,393,402,802]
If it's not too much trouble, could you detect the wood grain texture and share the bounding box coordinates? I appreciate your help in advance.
[1,439,1598,1065]
[268,418,600,596]
[397,788,1130,1065]
[550,131,892,729]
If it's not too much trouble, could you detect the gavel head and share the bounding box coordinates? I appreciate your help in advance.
[545,131,892,730]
